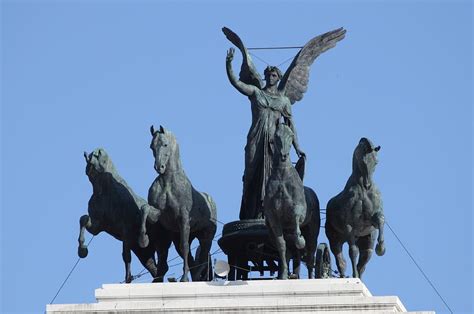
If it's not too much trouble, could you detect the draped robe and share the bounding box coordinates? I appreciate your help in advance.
[240,89,292,220]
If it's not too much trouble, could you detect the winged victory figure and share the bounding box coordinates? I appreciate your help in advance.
[223,26,346,220]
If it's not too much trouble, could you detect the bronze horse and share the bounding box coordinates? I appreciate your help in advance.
[78,148,159,283]
[325,138,385,278]
[139,126,217,282]
[263,124,320,279]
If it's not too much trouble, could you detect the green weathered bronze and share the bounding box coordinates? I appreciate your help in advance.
[139,126,217,282]
[223,26,346,220]
[77,148,161,283]
[325,138,385,278]
[263,124,320,279]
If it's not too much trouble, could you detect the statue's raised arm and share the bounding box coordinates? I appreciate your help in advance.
[222,27,263,90]
[278,27,346,105]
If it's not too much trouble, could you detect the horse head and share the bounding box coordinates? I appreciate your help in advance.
[274,123,294,164]
[352,138,381,189]
[150,125,179,175]
[84,148,113,181]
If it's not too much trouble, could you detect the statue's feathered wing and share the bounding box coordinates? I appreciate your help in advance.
[279,27,346,105]
[222,27,263,89]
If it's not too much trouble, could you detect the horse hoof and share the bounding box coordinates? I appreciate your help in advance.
[78,246,88,258]
[139,234,149,248]
[295,236,306,250]
[375,243,385,256]
[180,275,189,282]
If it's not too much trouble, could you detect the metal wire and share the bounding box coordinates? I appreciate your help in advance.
[386,221,453,314]
[49,236,95,304]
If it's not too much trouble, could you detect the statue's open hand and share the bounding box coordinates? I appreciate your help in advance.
[226,48,235,63]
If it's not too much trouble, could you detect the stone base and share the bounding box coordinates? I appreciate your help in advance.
[47,278,434,313]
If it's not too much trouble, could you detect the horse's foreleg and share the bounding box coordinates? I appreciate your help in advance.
[373,212,386,256]
[78,215,91,258]
[139,204,161,248]
[292,249,301,279]
[356,233,374,279]
[78,215,101,258]
[267,214,288,280]
[122,241,132,283]
[347,226,360,278]
[328,235,346,278]
[179,213,191,282]
[138,205,150,248]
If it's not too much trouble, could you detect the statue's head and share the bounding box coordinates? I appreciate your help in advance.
[274,123,294,162]
[84,148,112,180]
[150,125,177,174]
[264,66,283,86]
[353,137,381,181]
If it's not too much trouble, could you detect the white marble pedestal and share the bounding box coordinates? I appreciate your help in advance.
[47,278,434,313]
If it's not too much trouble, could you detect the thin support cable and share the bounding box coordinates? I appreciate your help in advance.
[249,52,270,66]
[129,232,224,282]
[277,56,295,68]
[49,236,95,304]
[248,46,302,50]
[386,221,453,314]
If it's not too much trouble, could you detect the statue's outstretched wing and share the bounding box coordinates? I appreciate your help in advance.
[278,27,346,105]
[222,27,263,89]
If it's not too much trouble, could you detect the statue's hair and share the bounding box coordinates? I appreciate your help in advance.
[264,66,283,79]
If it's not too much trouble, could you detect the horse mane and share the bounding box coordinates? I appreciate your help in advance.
[90,152,145,208]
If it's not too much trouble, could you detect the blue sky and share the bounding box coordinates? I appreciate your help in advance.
[1,1,472,313]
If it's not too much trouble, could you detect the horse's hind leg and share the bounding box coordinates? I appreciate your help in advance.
[134,250,158,282]
[122,241,133,283]
[195,226,216,281]
[301,213,319,279]
[356,233,374,279]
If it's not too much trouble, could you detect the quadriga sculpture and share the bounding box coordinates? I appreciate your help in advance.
[139,125,217,282]
[263,124,320,279]
[325,138,385,278]
[77,148,160,283]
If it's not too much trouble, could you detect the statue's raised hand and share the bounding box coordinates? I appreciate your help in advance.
[226,48,235,63]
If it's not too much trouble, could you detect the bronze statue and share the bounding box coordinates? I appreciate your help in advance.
[223,26,346,220]
[325,138,385,278]
[263,124,320,279]
[139,126,217,282]
[77,148,160,283]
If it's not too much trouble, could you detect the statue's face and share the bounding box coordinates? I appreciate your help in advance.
[265,70,280,86]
